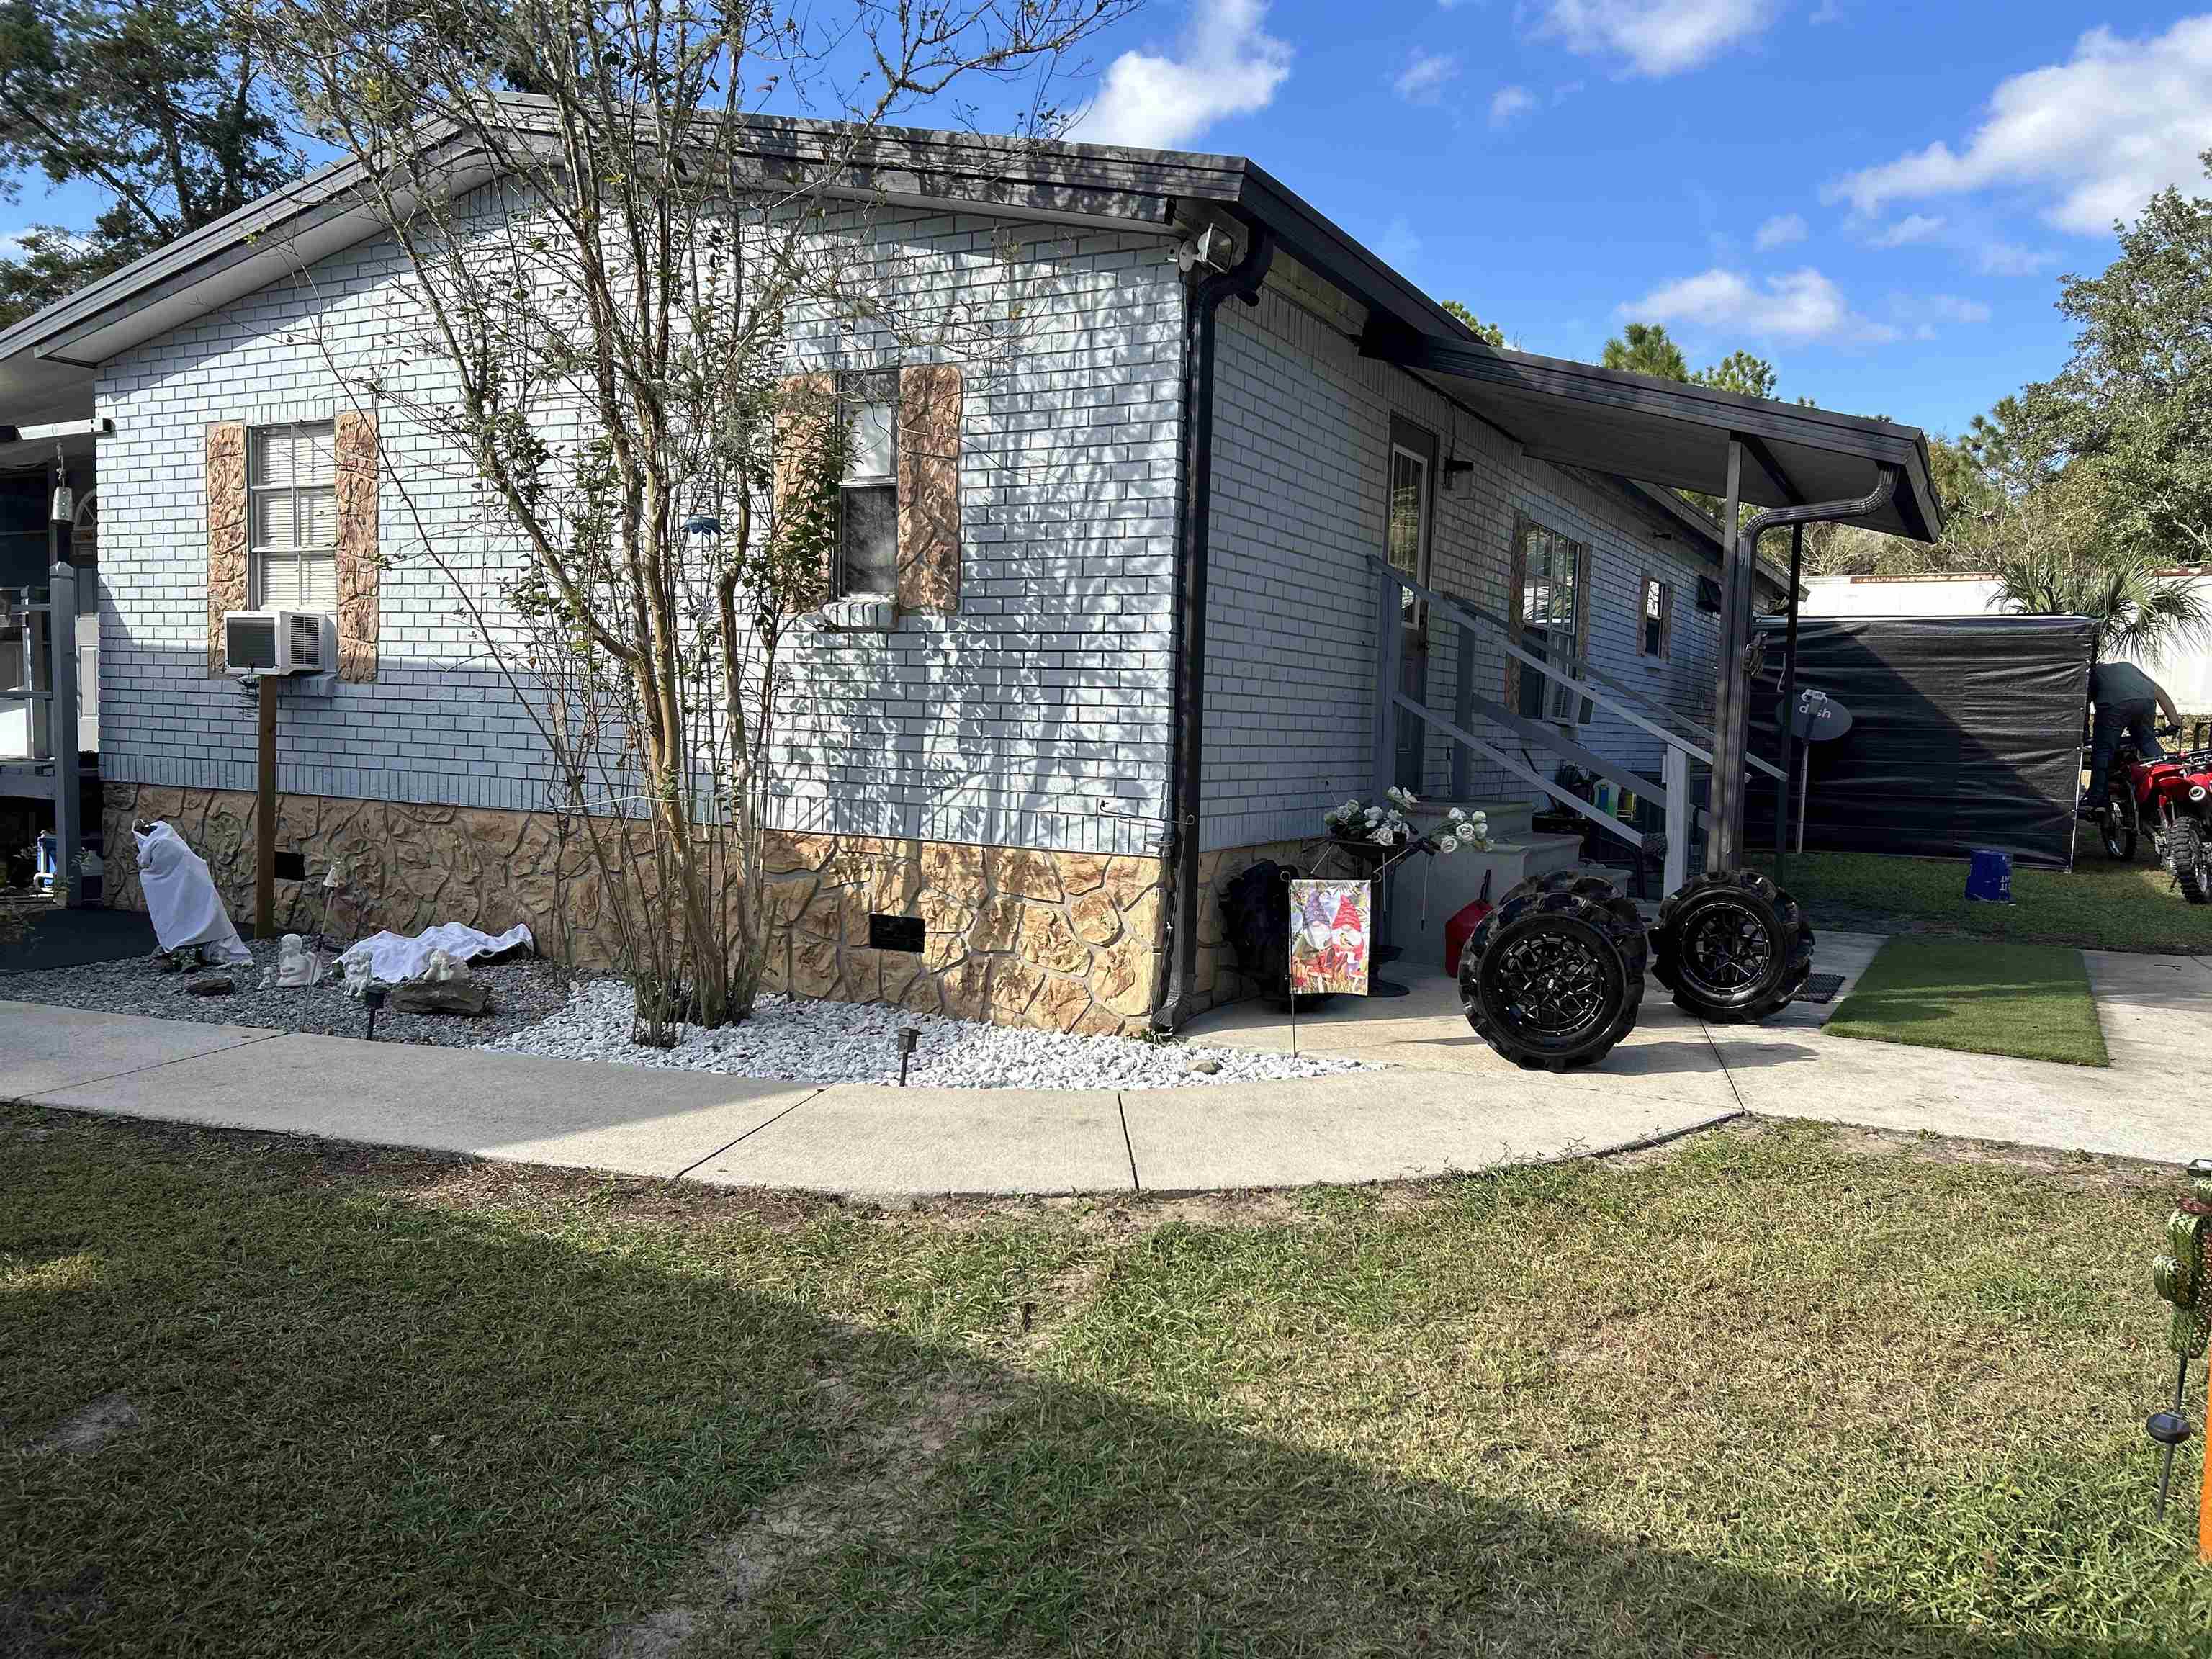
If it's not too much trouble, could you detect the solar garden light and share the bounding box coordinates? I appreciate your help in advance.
[896,1025,920,1087]
[2147,1158,2212,1539]
[361,981,388,1043]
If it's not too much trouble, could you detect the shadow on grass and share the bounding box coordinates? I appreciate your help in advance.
[0,1112,2185,1657]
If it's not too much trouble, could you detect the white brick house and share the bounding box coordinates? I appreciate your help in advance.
[0,117,1942,1032]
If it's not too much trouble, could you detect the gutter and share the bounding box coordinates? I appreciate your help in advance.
[1152,222,1274,1035]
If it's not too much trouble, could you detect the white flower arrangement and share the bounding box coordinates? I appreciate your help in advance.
[1322,790,1491,854]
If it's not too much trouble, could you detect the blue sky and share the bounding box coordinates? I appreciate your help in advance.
[8,1,2208,441]
[1050,0,2212,438]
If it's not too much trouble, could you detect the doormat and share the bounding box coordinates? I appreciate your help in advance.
[1794,972,1845,1005]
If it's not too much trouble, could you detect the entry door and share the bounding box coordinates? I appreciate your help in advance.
[1386,421,1437,794]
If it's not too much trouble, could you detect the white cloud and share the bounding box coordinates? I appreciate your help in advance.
[1489,84,1537,129]
[1537,0,1773,78]
[1395,50,1460,104]
[1976,239,2053,276]
[1754,212,1806,250]
[1622,266,1886,342]
[1074,0,1292,150]
[1869,212,1945,248]
[1375,215,1423,270]
[1925,293,1992,324]
[1828,16,2212,235]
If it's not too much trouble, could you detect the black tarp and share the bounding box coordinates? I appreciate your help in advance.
[1744,613,2093,869]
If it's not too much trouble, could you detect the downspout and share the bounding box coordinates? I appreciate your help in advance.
[1709,463,1900,871]
[1152,223,1275,1034]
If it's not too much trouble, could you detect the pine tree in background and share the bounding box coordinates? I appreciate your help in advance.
[0,0,300,325]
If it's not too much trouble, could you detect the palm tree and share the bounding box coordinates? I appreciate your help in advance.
[1992,544,2211,661]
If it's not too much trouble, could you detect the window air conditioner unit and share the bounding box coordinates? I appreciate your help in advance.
[225,609,334,676]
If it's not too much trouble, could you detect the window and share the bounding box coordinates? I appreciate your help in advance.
[249,421,336,609]
[837,373,899,598]
[1386,444,1430,585]
[1640,575,1671,659]
[1516,521,1585,723]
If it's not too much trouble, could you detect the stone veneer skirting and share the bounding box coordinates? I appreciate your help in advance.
[99,785,1168,1036]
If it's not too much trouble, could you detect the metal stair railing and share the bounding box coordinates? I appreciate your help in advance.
[1370,555,1779,896]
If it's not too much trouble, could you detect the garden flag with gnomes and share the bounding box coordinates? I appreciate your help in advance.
[1288,879,1371,995]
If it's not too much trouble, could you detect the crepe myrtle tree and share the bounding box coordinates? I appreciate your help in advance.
[251,0,1138,1035]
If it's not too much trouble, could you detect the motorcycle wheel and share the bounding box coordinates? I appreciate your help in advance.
[2102,778,2138,862]
[1459,890,1643,1070]
[1651,869,1815,1023]
[2173,818,2212,904]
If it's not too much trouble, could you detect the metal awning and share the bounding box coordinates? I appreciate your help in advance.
[1354,336,1943,543]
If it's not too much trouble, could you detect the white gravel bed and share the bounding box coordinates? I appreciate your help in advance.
[479,979,1372,1090]
[0,938,571,1048]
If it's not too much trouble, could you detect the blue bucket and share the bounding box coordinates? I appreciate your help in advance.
[1966,848,2013,904]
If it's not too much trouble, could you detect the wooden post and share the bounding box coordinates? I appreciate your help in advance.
[256,675,276,939]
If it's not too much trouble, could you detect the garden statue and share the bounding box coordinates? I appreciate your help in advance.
[2147,1157,2212,1545]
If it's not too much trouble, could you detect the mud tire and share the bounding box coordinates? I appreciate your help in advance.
[1651,870,1814,1023]
[1458,890,1645,1070]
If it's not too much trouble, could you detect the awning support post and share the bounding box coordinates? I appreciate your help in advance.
[1706,439,1745,873]
[1707,464,1902,874]
[1774,521,1805,860]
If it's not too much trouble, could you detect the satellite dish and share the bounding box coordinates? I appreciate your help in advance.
[1791,688,1853,742]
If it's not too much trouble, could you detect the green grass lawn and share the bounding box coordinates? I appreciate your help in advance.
[1758,850,2212,956]
[1828,936,2110,1067]
[6,1109,2211,1656]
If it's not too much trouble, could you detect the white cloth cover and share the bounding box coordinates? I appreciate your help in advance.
[338,921,534,986]
[132,822,252,964]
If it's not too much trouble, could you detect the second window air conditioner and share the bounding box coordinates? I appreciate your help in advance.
[225,609,334,676]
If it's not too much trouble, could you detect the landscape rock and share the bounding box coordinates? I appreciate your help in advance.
[387,978,495,1017]
[184,976,234,997]
[480,979,1372,1091]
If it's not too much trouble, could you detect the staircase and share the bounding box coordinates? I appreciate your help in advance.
[1392,798,1583,976]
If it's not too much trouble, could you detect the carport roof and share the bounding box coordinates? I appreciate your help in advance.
[0,107,1944,541]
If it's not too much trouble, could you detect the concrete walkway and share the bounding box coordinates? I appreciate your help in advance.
[5,935,2209,1195]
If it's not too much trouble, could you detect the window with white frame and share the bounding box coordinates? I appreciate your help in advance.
[837,372,899,598]
[1517,520,1584,722]
[1640,575,1671,659]
[249,421,337,610]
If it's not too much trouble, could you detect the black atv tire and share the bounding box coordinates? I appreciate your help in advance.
[1651,869,1814,1023]
[1496,870,1649,981]
[1458,890,1645,1070]
[2173,817,2212,904]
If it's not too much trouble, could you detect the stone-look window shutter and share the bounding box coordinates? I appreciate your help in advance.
[206,422,248,675]
[334,409,379,682]
[896,363,962,614]
[1501,511,1528,707]
[775,371,836,604]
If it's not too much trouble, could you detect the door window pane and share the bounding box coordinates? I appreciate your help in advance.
[1519,523,1584,722]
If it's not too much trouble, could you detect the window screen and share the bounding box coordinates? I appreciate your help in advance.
[839,375,898,598]
[250,421,338,610]
[1517,522,1584,722]
[1641,576,1671,658]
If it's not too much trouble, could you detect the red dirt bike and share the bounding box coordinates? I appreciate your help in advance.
[2102,721,2212,903]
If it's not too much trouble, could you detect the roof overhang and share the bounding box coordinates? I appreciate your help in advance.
[1351,336,1941,541]
[0,107,1945,547]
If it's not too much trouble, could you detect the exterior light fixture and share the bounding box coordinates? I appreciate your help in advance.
[896,1025,920,1087]
[683,514,721,536]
